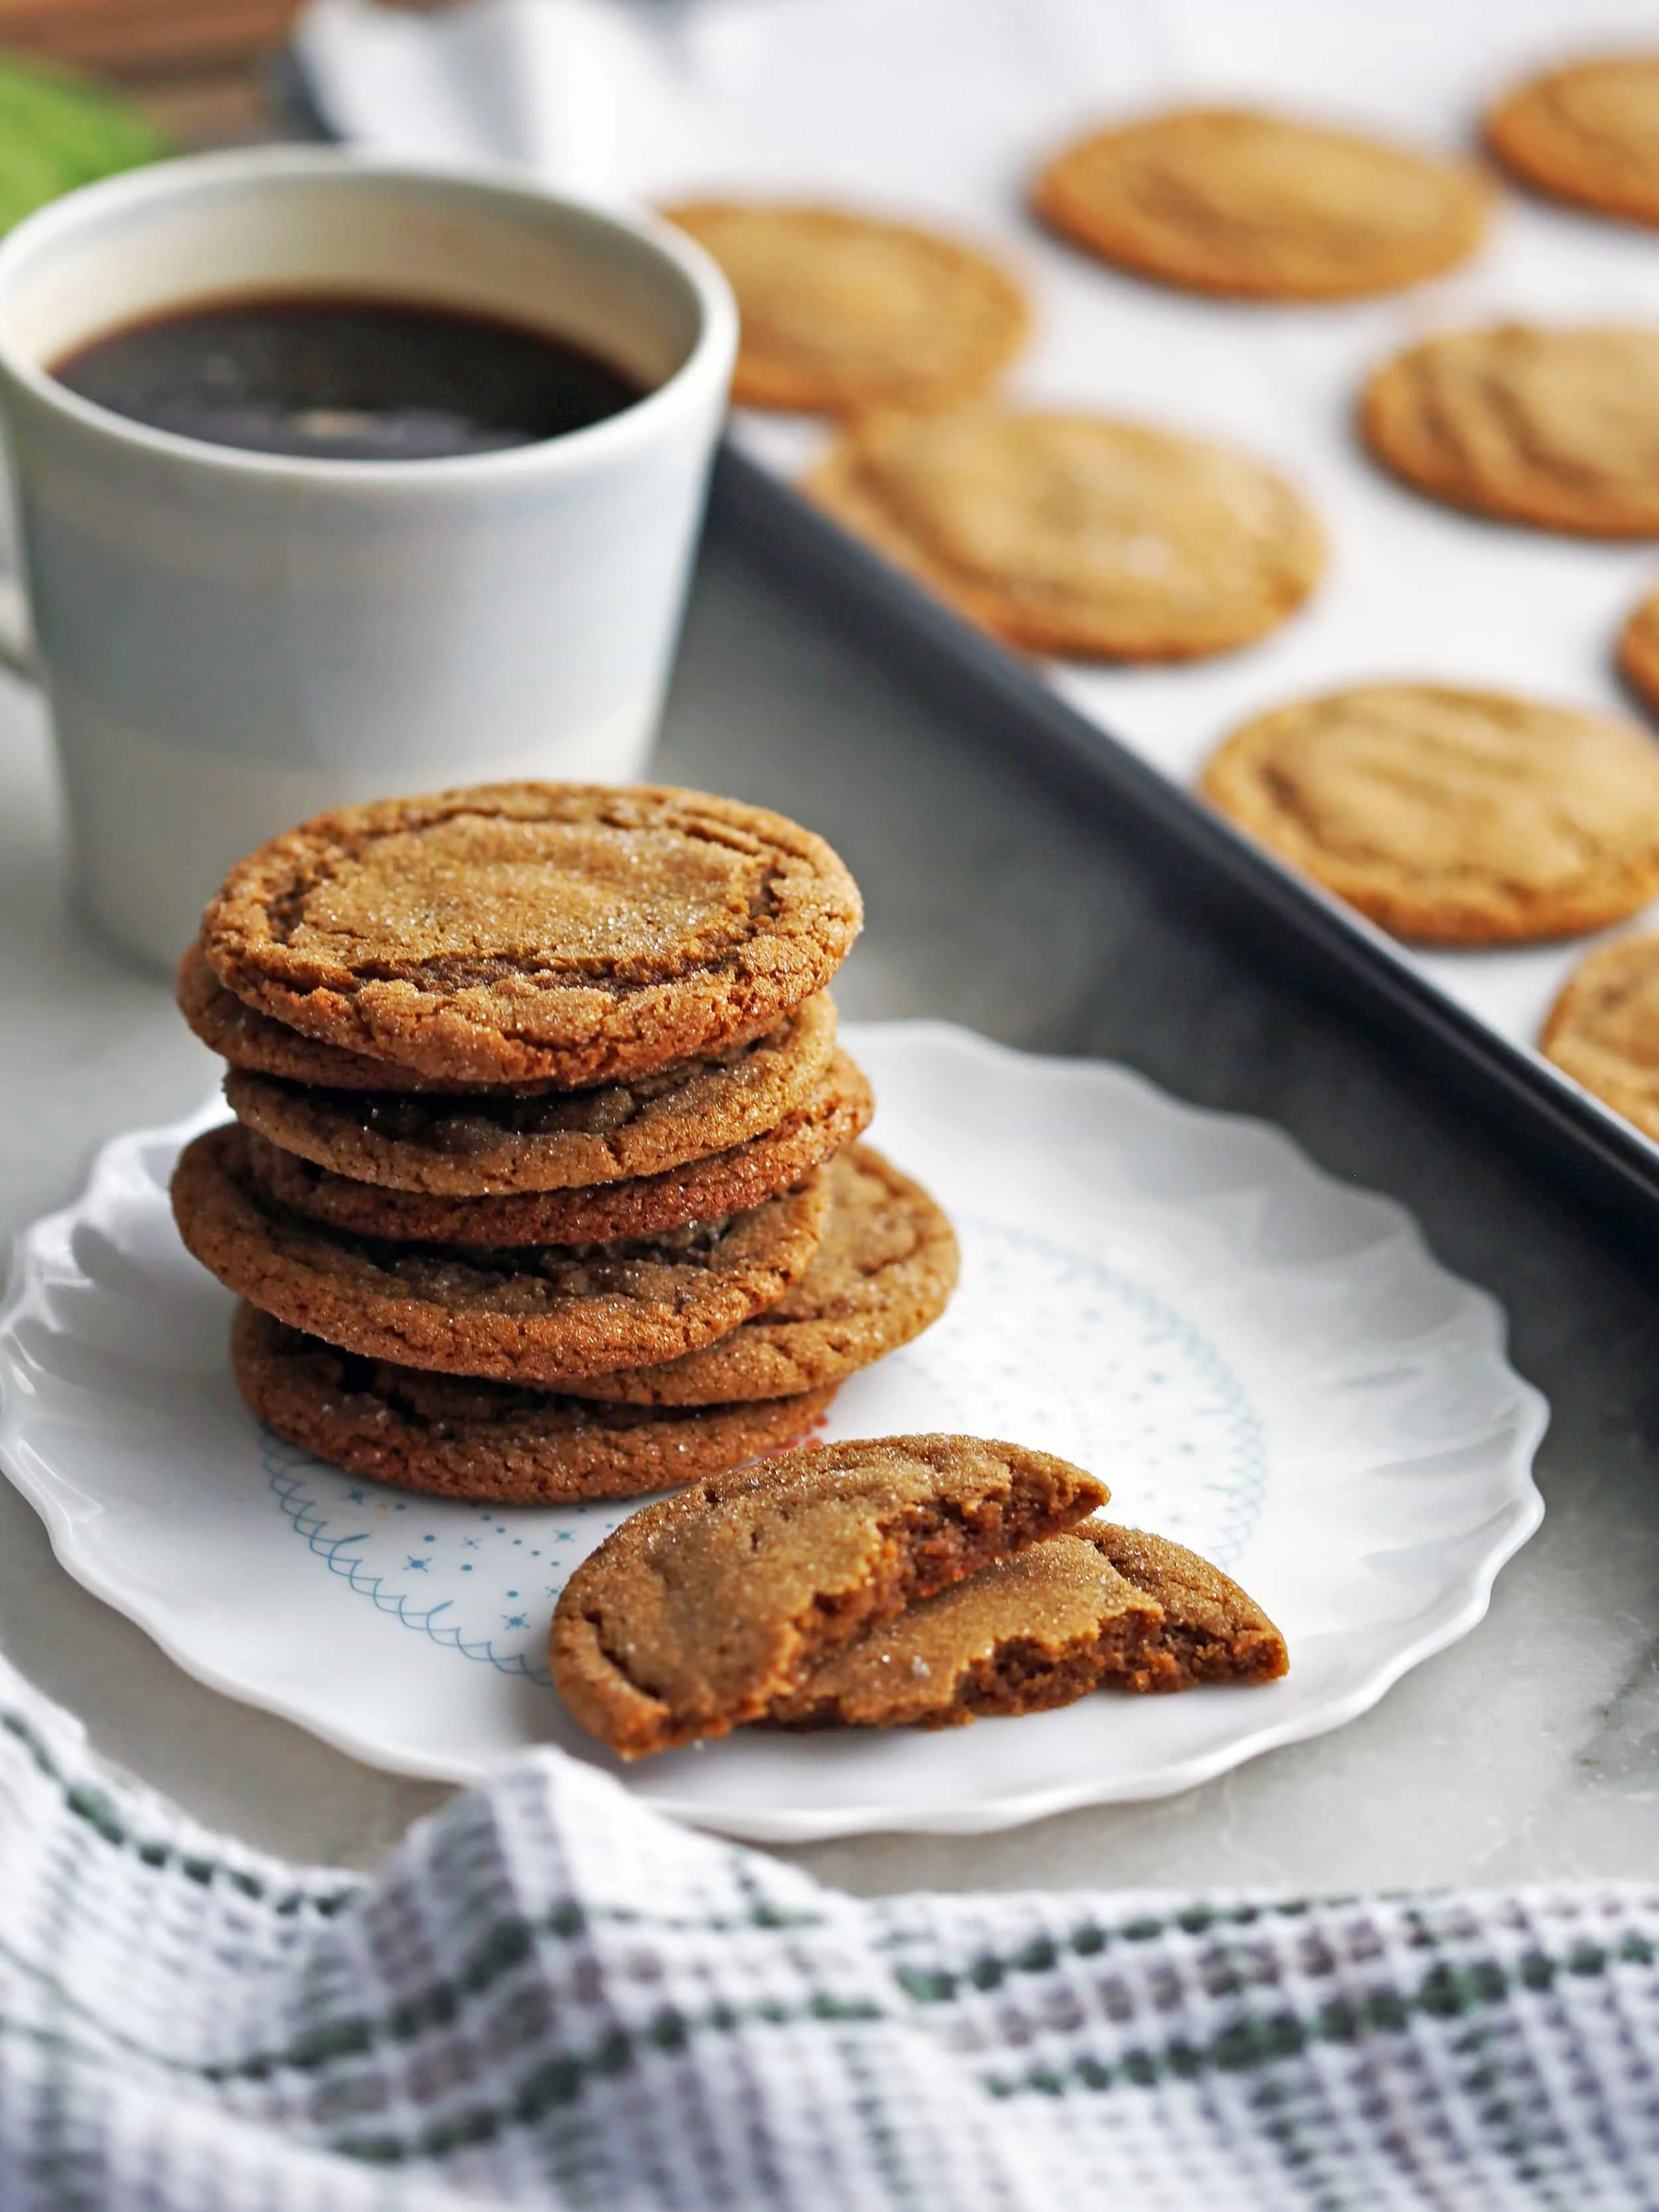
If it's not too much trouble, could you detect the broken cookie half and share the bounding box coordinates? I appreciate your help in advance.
[771,1520,1287,1730]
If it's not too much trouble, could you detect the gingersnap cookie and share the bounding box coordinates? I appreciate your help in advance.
[171,1123,829,1384]
[548,1436,1108,1758]
[199,784,863,1089]
[1540,936,1659,1143]
[808,407,1322,660]
[565,1144,957,1405]
[1201,684,1659,944]
[220,995,838,1197]
[1080,1523,1287,1689]
[236,1054,874,1246]
[661,200,1027,415]
[231,1303,836,1505]
[1360,324,1659,538]
[1033,106,1489,301]
[179,942,536,1095]
[768,1532,1166,1730]
[1486,56,1659,229]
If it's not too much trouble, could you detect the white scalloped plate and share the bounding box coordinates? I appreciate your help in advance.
[0,1022,1546,1839]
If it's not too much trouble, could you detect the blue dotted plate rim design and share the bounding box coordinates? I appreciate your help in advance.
[265,1447,556,1684]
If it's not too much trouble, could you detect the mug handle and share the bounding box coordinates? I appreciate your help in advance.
[0,573,36,683]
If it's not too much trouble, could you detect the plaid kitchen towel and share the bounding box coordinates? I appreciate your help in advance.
[0,1650,1656,2211]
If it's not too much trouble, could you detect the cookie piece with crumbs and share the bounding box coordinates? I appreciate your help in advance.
[548,1436,1108,1757]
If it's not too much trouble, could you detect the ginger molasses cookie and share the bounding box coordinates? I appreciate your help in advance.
[1033,106,1489,301]
[565,1144,957,1405]
[220,995,839,1195]
[1486,55,1659,229]
[548,1436,1108,1758]
[199,784,862,1089]
[236,1055,874,1246]
[661,201,1027,415]
[1541,935,1659,1143]
[1360,324,1659,536]
[171,1123,829,1384]
[1080,1523,1287,1689]
[1201,684,1659,943]
[1617,583,1659,714]
[232,1305,836,1505]
[808,407,1322,660]
[769,1532,1166,1730]
[179,942,529,1095]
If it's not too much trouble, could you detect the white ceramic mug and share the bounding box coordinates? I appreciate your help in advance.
[0,146,737,970]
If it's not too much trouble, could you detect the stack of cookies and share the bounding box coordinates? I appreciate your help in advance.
[171,782,960,1505]
[551,1436,1287,1757]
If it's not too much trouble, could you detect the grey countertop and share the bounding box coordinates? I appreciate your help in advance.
[2,512,1656,1896]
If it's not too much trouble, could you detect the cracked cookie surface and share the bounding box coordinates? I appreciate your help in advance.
[564,1144,957,1404]
[171,1123,829,1384]
[231,1304,836,1504]
[199,782,862,1088]
[179,942,537,1094]
[548,1436,1108,1758]
[1033,106,1488,300]
[810,407,1322,660]
[1201,684,1659,943]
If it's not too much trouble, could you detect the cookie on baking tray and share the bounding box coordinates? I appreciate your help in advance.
[1201,684,1659,944]
[171,1122,830,1385]
[197,783,863,1090]
[1541,936,1659,1143]
[1617,583,1659,717]
[1486,54,1659,229]
[661,200,1028,414]
[808,406,1323,660]
[1033,105,1490,301]
[563,1144,958,1405]
[1359,323,1659,537]
[231,1304,837,1505]
[547,1436,1109,1758]
[234,1053,873,1245]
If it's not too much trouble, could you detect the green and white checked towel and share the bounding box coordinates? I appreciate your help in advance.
[1,1651,1655,2210]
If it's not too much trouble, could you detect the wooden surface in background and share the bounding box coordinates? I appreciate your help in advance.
[0,0,445,143]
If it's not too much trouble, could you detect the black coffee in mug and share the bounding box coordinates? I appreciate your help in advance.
[50,292,642,461]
